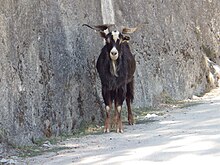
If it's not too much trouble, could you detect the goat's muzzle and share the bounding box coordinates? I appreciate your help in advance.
[110,47,119,61]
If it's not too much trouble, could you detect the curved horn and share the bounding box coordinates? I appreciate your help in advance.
[82,24,97,31]
[122,23,146,34]
[94,24,115,31]
[82,24,115,38]
[82,24,114,32]
[122,27,138,34]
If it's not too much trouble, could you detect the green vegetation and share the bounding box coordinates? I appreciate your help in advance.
[132,107,164,124]
[72,123,104,137]
[160,90,180,104]
[175,101,203,109]
[15,145,70,158]
[11,122,104,158]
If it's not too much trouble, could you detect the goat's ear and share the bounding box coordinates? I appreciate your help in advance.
[123,36,130,41]
[100,31,107,38]
[95,24,114,38]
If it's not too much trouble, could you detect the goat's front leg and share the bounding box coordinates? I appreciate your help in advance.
[115,87,126,133]
[115,105,123,133]
[102,88,112,133]
[104,105,111,133]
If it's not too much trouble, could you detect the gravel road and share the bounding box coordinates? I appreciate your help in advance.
[19,88,220,165]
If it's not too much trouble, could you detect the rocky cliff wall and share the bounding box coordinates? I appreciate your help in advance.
[0,0,104,146]
[0,0,219,146]
[113,0,220,107]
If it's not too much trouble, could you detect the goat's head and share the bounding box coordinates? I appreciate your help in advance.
[105,30,129,61]
[83,24,139,61]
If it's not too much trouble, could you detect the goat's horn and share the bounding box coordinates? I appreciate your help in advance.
[94,24,115,31]
[122,27,138,34]
[82,24,96,30]
[82,24,114,32]
[122,23,147,34]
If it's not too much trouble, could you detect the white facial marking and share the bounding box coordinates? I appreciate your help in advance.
[111,60,118,77]
[110,47,119,61]
[112,31,120,42]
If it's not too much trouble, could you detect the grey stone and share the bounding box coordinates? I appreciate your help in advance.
[0,158,17,164]
[113,0,220,106]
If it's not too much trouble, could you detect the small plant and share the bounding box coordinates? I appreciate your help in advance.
[160,90,177,104]
[201,44,216,60]
[194,26,201,41]
[15,145,70,158]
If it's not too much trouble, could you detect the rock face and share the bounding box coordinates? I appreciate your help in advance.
[113,0,220,107]
[0,0,104,146]
[0,0,220,145]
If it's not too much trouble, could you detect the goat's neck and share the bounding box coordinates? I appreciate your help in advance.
[110,60,118,77]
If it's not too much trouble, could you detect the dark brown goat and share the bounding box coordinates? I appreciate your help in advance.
[83,24,137,133]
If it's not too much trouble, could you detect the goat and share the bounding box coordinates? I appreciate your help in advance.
[83,24,138,133]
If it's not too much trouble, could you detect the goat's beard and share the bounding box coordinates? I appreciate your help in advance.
[110,60,118,77]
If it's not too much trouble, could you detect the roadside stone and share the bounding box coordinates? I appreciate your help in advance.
[0,158,17,165]
[42,141,52,148]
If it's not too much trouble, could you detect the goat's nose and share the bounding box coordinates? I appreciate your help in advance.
[110,47,119,60]
[111,51,117,56]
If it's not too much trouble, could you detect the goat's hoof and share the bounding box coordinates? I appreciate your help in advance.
[128,120,134,125]
[116,128,123,133]
[104,128,110,133]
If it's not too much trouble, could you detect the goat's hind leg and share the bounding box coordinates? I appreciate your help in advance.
[126,81,134,125]
[126,97,134,125]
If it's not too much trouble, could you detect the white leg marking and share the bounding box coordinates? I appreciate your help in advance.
[117,106,122,113]
[106,105,110,112]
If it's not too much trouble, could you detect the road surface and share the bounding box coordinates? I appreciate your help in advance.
[19,88,220,165]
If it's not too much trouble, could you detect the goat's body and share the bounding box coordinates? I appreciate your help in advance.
[97,43,135,89]
[97,42,136,132]
[83,23,138,133]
